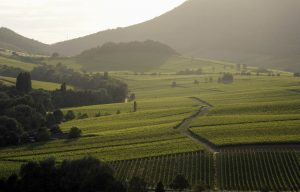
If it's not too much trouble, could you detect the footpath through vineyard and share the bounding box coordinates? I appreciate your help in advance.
[175,97,217,153]
[177,97,300,152]
[175,97,300,190]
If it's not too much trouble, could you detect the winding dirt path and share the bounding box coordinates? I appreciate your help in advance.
[176,97,300,153]
[176,98,218,153]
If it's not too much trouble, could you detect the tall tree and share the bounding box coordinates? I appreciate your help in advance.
[133,101,137,112]
[60,82,67,93]
[104,71,109,80]
[16,72,32,93]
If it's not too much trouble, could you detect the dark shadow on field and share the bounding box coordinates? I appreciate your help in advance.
[25,141,48,150]
[173,85,188,88]
[63,134,98,143]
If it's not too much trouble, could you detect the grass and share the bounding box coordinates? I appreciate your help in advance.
[191,120,300,146]
[43,57,82,71]
[0,75,73,91]
[0,97,203,164]
[0,55,36,71]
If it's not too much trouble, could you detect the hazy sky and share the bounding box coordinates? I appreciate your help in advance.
[0,0,186,44]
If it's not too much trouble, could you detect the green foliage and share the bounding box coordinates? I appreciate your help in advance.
[170,174,190,191]
[0,75,68,91]
[35,128,50,142]
[0,55,36,71]
[218,73,233,84]
[128,177,148,192]
[46,113,56,127]
[68,127,82,139]
[16,72,32,93]
[7,104,44,131]
[31,64,128,104]
[0,157,125,192]
[133,101,137,112]
[0,116,23,146]
[53,109,64,123]
[65,110,75,121]
[76,40,178,71]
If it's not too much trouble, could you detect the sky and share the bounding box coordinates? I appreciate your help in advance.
[0,0,187,44]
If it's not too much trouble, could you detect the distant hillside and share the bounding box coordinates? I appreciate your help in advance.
[0,27,49,55]
[49,0,300,72]
[76,40,178,71]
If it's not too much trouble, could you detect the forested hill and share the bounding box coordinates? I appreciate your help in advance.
[49,0,300,72]
[2,0,300,71]
[0,27,49,55]
[76,40,178,71]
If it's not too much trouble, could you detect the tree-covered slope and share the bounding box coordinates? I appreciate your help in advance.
[76,40,178,71]
[49,0,300,72]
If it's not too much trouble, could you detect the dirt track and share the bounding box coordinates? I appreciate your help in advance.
[176,97,300,153]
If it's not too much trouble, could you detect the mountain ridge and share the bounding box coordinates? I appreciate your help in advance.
[1,0,300,71]
[0,27,49,55]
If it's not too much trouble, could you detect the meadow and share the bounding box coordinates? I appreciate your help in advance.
[0,55,36,71]
[0,75,72,91]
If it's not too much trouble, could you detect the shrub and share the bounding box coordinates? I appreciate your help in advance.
[46,113,56,127]
[95,111,101,117]
[53,109,64,123]
[35,128,50,142]
[49,125,63,135]
[170,174,190,191]
[77,113,88,119]
[219,73,234,84]
[128,177,147,192]
[68,127,81,139]
[65,110,75,121]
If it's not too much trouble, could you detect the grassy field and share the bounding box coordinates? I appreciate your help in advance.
[0,75,72,91]
[0,56,299,188]
[0,55,36,71]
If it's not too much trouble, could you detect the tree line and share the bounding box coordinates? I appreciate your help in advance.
[0,156,211,192]
[0,70,127,147]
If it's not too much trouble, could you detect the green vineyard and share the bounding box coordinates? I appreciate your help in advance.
[110,150,300,190]
[110,151,214,188]
[217,150,300,191]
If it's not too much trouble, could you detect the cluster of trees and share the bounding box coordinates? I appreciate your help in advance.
[218,73,234,84]
[76,40,178,71]
[52,88,113,108]
[31,64,128,103]
[0,157,209,192]
[10,52,44,65]
[294,72,300,77]
[176,68,202,75]
[0,88,52,146]
[0,72,84,147]
[0,65,24,77]
[0,157,125,192]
